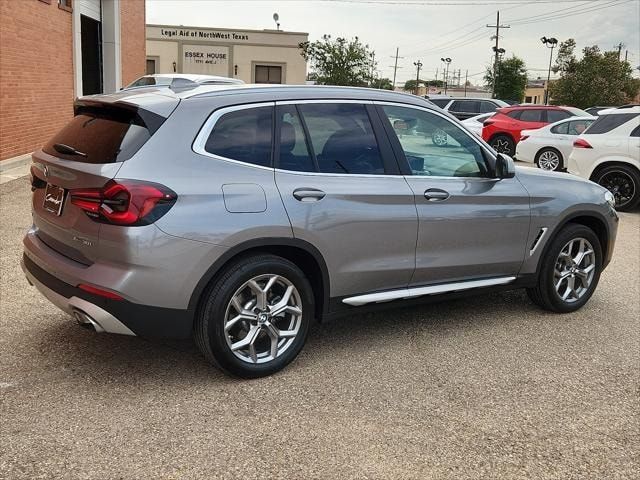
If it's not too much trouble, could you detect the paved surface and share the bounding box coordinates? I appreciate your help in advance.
[1,176,638,479]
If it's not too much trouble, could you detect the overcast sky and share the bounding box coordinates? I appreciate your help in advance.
[146,0,640,86]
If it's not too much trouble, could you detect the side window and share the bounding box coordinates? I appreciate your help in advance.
[546,110,571,123]
[586,113,639,134]
[205,106,273,167]
[519,109,544,122]
[550,122,569,134]
[480,101,498,114]
[450,100,479,114]
[277,105,315,172]
[381,105,489,178]
[506,110,521,119]
[567,119,593,135]
[298,103,385,175]
[631,125,640,137]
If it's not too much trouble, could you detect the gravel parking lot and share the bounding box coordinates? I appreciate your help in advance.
[1,175,638,479]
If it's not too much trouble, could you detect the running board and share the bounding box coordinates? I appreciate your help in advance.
[342,276,517,307]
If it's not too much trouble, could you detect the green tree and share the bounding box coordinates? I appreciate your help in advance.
[375,77,394,90]
[402,79,445,92]
[549,39,640,108]
[299,35,374,86]
[484,55,528,102]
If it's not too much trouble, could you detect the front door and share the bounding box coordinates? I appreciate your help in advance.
[378,103,531,286]
[274,102,418,300]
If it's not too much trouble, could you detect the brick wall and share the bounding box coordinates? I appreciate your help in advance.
[0,0,74,161]
[120,0,146,86]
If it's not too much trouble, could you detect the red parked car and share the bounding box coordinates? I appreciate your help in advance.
[482,105,589,157]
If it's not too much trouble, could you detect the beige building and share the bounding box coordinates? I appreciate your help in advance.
[146,24,308,84]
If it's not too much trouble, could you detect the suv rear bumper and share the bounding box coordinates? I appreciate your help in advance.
[22,254,193,339]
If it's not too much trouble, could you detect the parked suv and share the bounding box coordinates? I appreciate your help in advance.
[482,105,590,157]
[568,105,640,211]
[428,96,509,120]
[22,85,618,378]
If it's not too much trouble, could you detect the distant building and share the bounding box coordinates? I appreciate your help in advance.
[146,25,308,84]
[524,79,551,104]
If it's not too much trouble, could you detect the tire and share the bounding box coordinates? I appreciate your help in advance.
[489,134,515,156]
[527,224,602,313]
[535,147,563,172]
[592,164,640,212]
[194,254,314,378]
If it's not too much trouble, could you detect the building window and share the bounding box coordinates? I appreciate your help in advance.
[58,0,72,12]
[255,65,282,84]
[146,59,157,75]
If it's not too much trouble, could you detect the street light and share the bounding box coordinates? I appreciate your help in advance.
[441,57,451,94]
[413,60,423,95]
[541,36,558,105]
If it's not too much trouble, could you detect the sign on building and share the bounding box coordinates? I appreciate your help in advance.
[182,45,229,75]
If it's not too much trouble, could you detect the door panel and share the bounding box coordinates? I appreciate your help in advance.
[274,102,417,298]
[405,176,530,284]
[377,103,531,286]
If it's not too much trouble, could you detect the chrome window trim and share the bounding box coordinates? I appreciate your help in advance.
[373,100,499,179]
[192,101,276,172]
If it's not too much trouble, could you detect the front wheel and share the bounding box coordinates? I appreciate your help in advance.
[195,254,313,378]
[527,224,602,313]
[593,164,640,212]
[535,148,563,171]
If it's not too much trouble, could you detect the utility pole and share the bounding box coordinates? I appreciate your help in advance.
[370,52,376,86]
[625,50,629,63]
[615,42,624,60]
[390,48,404,89]
[464,70,468,97]
[487,11,510,98]
[413,60,423,96]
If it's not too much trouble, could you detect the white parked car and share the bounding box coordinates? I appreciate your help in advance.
[123,74,244,90]
[516,116,596,171]
[461,112,494,137]
[568,105,640,211]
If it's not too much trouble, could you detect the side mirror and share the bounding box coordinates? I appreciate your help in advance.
[495,153,516,179]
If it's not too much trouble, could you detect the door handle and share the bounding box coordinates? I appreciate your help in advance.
[424,188,450,201]
[293,188,326,202]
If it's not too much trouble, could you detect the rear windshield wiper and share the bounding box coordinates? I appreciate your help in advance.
[53,143,88,158]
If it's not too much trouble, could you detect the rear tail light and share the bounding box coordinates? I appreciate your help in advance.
[520,135,529,141]
[70,179,177,226]
[573,138,593,149]
[78,283,124,301]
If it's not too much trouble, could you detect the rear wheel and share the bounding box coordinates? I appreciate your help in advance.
[535,148,563,171]
[592,164,640,212]
[195,254,313,378]
[489,134,515,157]
[527,224,602,313]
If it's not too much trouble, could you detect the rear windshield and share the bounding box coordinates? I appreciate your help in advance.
[43,106,163,164]
[584,113,639,134]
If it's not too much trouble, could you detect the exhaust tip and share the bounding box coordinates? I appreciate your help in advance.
[72,309,105,333]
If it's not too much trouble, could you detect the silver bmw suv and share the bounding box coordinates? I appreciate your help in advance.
[22,85,618,377]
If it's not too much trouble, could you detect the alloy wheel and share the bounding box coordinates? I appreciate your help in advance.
[432,129,448,146]
[537,150,560,171]
[224,274,302,364]
[598,170,636,209]
[553,238,596,303]
[491,137,512,155]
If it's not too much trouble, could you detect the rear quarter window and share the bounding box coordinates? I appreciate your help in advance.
[204,106,273,167]
[585,113,640,134]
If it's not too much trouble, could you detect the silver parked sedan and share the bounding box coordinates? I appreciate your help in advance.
[23,84,618,377]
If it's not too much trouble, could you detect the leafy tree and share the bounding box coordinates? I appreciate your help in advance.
[402,79,444,93]
[299,35,374,86]
[549,39,640,108]
[484,55,528,102]
[374,77,394,90]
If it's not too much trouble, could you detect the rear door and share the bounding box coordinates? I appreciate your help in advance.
[274,101,418,300]
[377,103,530,285]
[30,102,168,264]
